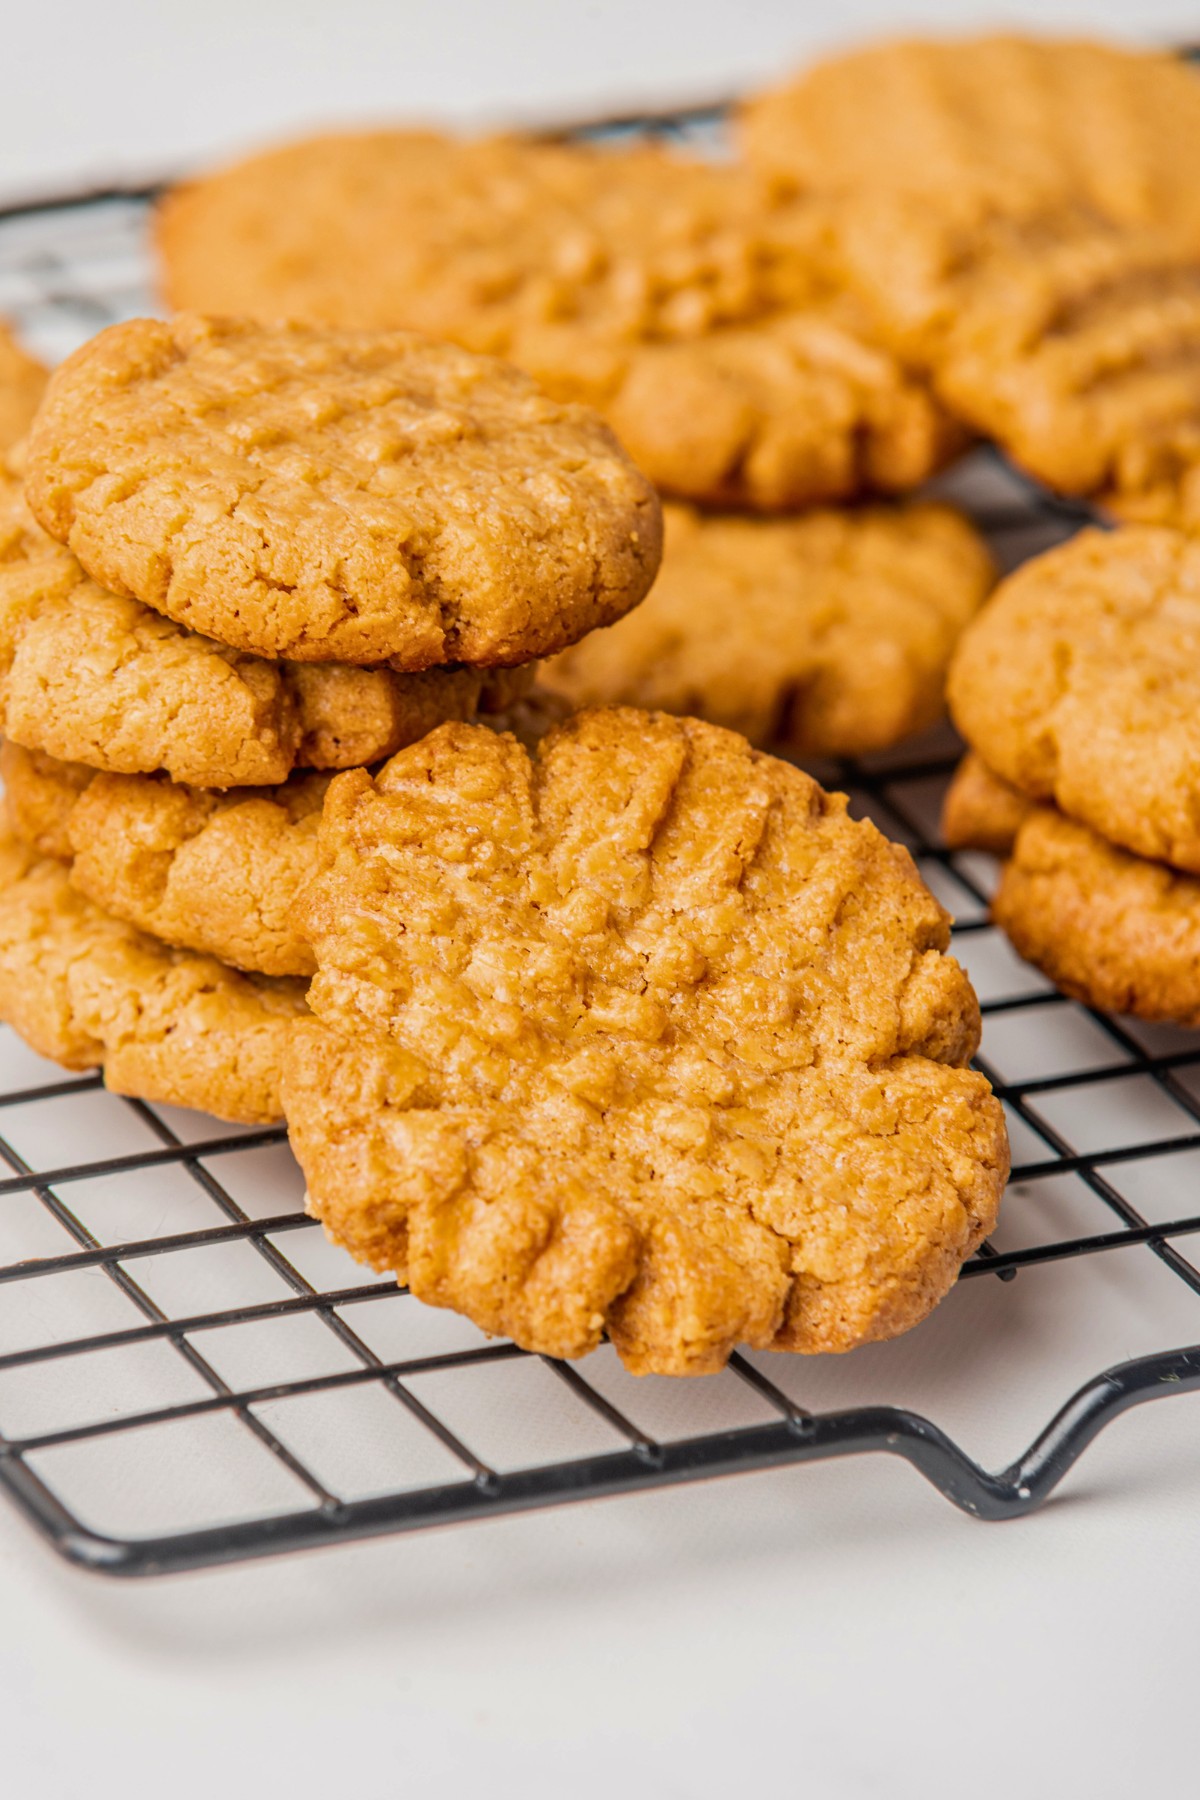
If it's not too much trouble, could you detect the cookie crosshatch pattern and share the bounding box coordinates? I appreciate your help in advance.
[3,124,1200,1576]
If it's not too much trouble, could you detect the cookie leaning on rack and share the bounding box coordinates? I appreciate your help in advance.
[284,706,1008,1376]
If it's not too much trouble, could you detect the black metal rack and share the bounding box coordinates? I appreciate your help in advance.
[2,121,1200,1579]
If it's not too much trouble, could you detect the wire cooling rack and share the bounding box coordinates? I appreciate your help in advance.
[3,119,1200,1579]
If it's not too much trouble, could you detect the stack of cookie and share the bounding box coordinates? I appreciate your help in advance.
[0,311,661,1122]
[944,525,1200,1028]
[0,308,1011,1375]
[147,37,1200,750]
[155,130,997,763]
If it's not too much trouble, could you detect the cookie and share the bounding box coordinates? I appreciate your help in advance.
[0,463,525,787]
[739,44,1200,514]
[281,707,1008,1376]
[0,325,47,453]
[918,213,1200,515]
[941,752,1033,855]
[741,36,1200,250]
[828,187,1200,513]
[2,743,325,977]
[154,134,964,510]
[942,748,1200,1024]
[948,525,1200,873]
[993,805,1200,1027]
[2,686,571,975]
[544,501,993,757]
[0,831,307,1122]
[25,314,662,666]
[3,743,91,861]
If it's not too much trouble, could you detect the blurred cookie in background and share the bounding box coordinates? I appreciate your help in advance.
[155,133,964,510]
[545,500,993,758]
[742,38,1200,520]
[741,35,1200,249]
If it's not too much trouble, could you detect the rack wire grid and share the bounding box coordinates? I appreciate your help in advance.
[3,110,1200,1581]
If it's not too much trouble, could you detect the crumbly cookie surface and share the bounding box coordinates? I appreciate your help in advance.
[545,501,993,756]
[154,136,963,510]
[741,35,1200,250]
[941,752,1033,856]
[0,831,307,1121]
[0,463,520,786]
[2,743,325,976]
[282,707,1007,1376]
[25,314,662,665]
[948,526,1200,873]
[0,325,47,453]
[994,805,1200,1027]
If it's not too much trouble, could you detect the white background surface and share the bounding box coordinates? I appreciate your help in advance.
[4,3,1200,1796]
[3,0,1199,197]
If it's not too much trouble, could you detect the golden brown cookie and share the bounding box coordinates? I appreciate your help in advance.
[1,687,570,976]
[0,831,307,1122]
[828,191,1200,514]
[154,135,963,510]
[544,501,993,757]
[941,752,1034,855]
[0,462,527,787]
[741,36,1200,250]
[25,314,662,666]
[282,707,1008,1376]
[0,325,47,453]
[740,43,1200,514]
[3,742,91,860]
[916,212,1200,515]
[2,743,324,977]
[994,805,1200,1027]
[948,525,1200,873]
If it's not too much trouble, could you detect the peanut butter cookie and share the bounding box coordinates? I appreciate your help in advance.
[0,831,307,1122]
[828,193,1200,515]
[154,135,963,510]
[25,314,662,665]
[0,463,526,787]
[941,749,1200,1024]
[282,707,1008,1376]
[0,325,47,453]
[994,806,1200,1027]
[948,525,1200,873]
[2,687,570,976]
[941,752,1033,856]
[741,35,1200,250]
[741,42,1200,514]
[545,501,993,757]
[2,743,324,977]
